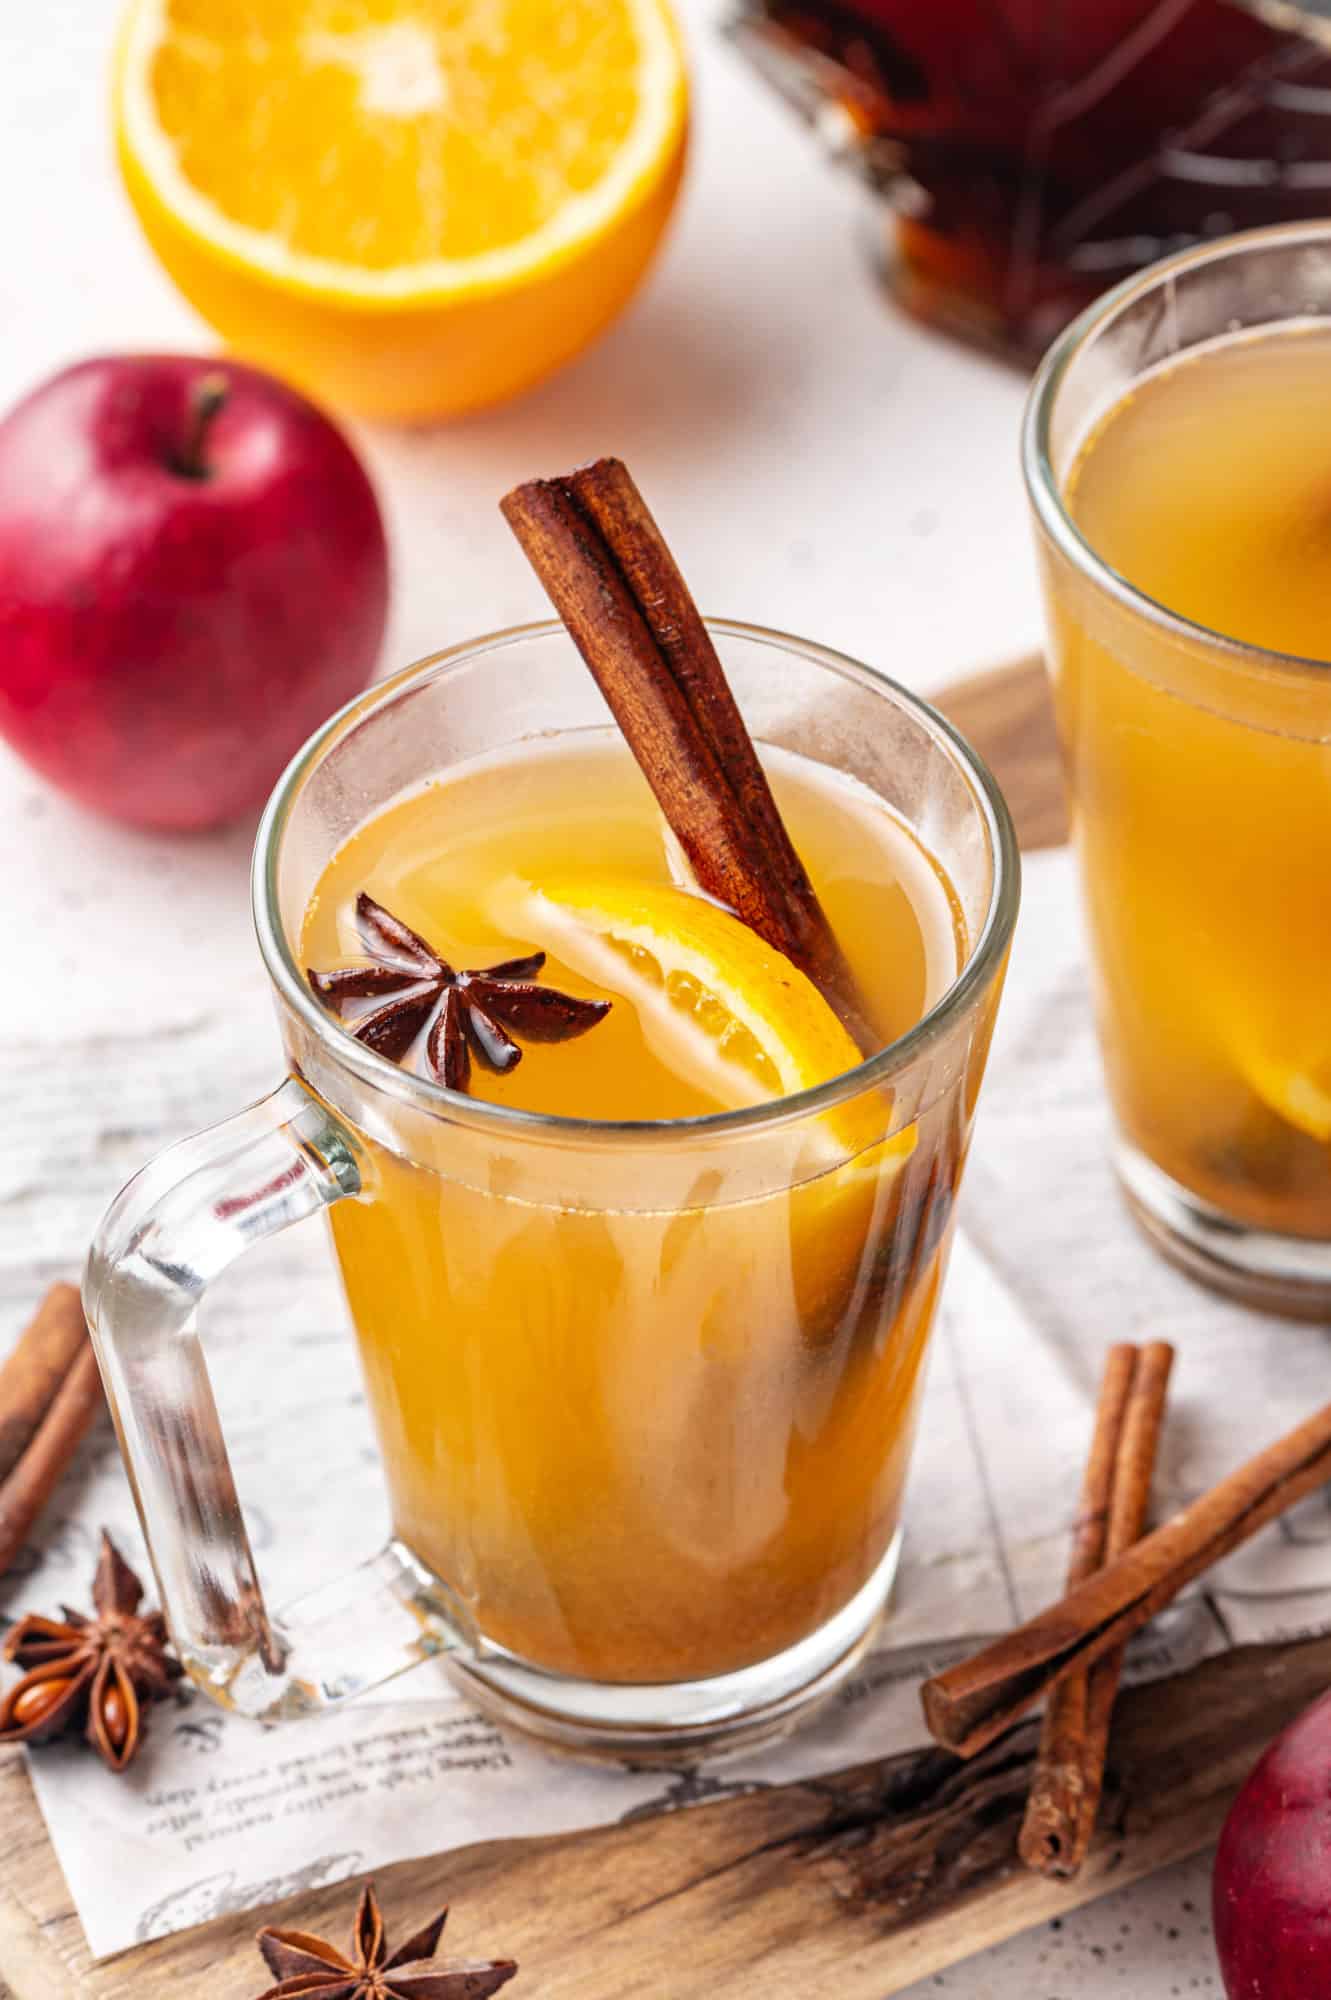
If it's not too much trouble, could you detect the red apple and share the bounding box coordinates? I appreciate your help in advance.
[1213,1685,1331,1996]
[0,355,389,829]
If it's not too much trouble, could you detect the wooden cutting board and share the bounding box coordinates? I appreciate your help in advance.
[0,655,1300,1999]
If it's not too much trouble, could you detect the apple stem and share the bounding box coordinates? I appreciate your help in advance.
[176,373,230,479]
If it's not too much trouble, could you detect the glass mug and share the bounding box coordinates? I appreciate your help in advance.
[1025,221,1331,1317]
[85,623,1018,1758]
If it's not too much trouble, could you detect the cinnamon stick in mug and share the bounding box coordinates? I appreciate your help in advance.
[501,457,874,1045]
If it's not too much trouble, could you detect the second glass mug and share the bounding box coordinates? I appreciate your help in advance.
[85,622,1017,1758]
[1026,220,1331,1317]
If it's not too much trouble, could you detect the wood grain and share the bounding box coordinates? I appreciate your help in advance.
[7,653,1284,2000]
[939,653,1067,852]
[2,1629,1325,1998]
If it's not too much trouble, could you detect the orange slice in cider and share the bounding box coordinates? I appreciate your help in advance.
[499,872,917,1174]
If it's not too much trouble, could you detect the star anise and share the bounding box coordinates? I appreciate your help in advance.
[308,892,609,1092]
[253,1883,518,1999]
[0,1531,182,1773]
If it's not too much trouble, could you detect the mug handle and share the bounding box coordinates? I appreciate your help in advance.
[83,1076,467,1722]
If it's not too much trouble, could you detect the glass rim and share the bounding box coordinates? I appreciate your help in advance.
[1022,217,1331,680]
[252,617,1020,1149]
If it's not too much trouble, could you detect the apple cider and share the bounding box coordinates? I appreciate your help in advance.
[300,731,968,1684]
[1050,326,1331,1241]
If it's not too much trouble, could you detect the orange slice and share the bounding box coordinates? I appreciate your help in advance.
[508,875,866,1104]
[1240,1051,1331,1145]
[500,872,916,1174]
[503,872,921,1342]
[113,0,689,420]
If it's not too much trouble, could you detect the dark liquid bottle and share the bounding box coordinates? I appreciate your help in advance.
[733,0,1331,359]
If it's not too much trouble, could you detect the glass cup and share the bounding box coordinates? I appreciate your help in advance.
[1025,220,1331,1317]
[85,622,1018,1758]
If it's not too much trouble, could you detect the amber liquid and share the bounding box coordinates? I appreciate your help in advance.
[1052,325,1331,1237]
[301,733,966,1683]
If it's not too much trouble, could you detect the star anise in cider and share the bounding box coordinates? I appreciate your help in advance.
[308,892,609,1092]
[0,1532,182,1772]
[253,1883,517,1999]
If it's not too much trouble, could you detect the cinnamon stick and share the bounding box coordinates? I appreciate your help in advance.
[1071,1341,1175,1856]
[565,459,848,1002]
[922,1385,1331,1759]
[501,459,873,1046]
[1018,1341,1174,1876]
[0,1282,89,1484]
[0,1338,103,1578]
[1017,1344,1136,1874]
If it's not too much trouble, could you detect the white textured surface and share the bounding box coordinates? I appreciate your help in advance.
[0,0,1223,1991]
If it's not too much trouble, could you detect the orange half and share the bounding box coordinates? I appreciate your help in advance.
[114,0,689,419]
